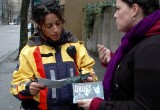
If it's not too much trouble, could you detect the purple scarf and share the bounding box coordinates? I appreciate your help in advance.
[103,10,160,100]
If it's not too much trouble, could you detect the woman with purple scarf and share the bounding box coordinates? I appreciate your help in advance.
[78,0,160,110]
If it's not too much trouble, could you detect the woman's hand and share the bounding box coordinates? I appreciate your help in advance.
[86,76,93,82]
[97,44,111,64]
[29,82,46,96]
[78,99,92,110]
[81,76,93,83]
[81,72,98,82]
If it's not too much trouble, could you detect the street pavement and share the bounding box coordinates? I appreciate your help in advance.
[0,25,106,109]
[0,25,20,63]
[0,25,22,110]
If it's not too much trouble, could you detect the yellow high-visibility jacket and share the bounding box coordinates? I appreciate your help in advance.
[10,32,97,110]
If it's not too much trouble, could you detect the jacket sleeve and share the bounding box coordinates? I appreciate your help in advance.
[76,41,98,81]
[10,48,34,100]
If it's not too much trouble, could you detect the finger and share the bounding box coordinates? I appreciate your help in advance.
[99,46,107,54]
[97,44,103,48]
[105,49,111,62]
[101,53,107,62]
[30,85,45,93]
[98,46,105,53]
[30,82,45,89]
[77,100,85,105]
[106,49,110,56]
[99,50,107,59]
[97,44,104,52]
[86,77,93,82]
[30,89,41,96]
[97,44,104,48]
[34,83,46,88]
[78,100,91,110]
[30,87,42,91]
[100,48,107,57]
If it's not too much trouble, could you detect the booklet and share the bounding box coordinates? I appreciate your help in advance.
[72,81,104,103]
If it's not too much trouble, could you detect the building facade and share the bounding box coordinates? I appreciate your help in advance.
[10,0,21,24]
[62,0,105,40]
[0,0,21,25]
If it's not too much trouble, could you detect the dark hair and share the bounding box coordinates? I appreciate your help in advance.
[31,0,65,25]
[122,0,160,16]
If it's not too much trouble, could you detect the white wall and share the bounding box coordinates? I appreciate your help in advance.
[84,7,123,54]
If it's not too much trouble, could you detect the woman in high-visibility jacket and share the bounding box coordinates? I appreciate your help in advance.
[10,1,97,110]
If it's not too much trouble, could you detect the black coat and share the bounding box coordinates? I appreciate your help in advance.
[100,34,160,110]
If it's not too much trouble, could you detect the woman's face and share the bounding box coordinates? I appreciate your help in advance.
[114,0,135,32]
[41,13,63,41]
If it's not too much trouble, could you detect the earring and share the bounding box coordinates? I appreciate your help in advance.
[133,17,136,21]
[131,15,136,21]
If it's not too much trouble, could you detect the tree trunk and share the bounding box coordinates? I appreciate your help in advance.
[18,0,30,58]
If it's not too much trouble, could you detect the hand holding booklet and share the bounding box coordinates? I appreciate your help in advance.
[37,76,104,103]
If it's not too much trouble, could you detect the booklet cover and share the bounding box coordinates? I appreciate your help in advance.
[72,81,104,103]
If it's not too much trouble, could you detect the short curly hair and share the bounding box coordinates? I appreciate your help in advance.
[122,0,160,16]
[31,0,65,25]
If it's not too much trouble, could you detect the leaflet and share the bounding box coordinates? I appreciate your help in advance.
[72,81,104,103]
[38,78,67,88]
